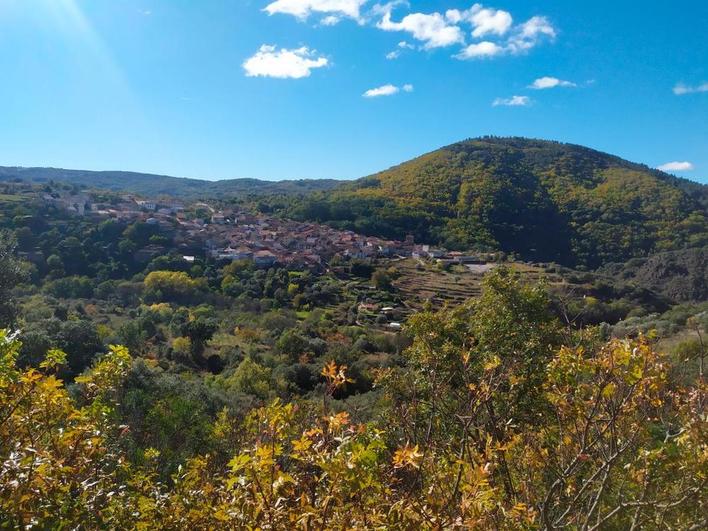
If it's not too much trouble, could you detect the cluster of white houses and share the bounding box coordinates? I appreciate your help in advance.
[43,192,487,269]
[203,213,487,269]
[203,213,412,268]
[43,191,185,220]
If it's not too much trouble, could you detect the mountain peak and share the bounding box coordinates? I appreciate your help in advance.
[291,137,707,268]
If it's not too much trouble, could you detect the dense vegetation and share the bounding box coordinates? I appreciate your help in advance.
[599,248,707,303]
[0,140,706,528]
[279,137,707,268]
[1,270,705,528]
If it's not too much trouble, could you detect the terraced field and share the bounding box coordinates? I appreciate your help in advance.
[391,258,555,309]
[391,259,482,309]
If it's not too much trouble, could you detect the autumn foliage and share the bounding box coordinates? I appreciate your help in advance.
[1,271,705,529]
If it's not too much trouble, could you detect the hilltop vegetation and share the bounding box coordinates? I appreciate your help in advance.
[282,137,707,268]
[0,166,340,198]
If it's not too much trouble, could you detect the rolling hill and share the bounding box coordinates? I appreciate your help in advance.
[0,166,340,198]
[286,137,707,268]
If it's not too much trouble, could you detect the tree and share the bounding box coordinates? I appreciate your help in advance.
[371,269,393,291]
[222,357,273,399]
[14,226,34,250]
[172,336,192,358]
[45,253,65,278]
[0,331,133,528]
[275,329,311,362]
[123,221,159,246]
[144,270,204,303]
[56,320,104,378]
[0,231,27,327]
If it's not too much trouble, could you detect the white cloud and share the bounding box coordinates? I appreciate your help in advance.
[363,84,399,97]
[492,95,530,107]
[456,40,504,59]
[377,9,464,49]
[320,15,341,25]
[243,45,328,79]
[657,161,694,172]
[264,2,557,63]
[363,83,413,97]
[518,16,556,39]
[673,82,708,95]
[386,40,415,59]
[529,76,576,89]
[470,6,512,37]
[263,0,367,21]
[507,16,556,53]
[452,10,557,61]
[446,5,512,37]
[444,8,464,24]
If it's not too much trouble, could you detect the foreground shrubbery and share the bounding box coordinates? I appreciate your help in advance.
[1,272,705,529]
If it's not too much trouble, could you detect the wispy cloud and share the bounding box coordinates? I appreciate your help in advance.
[264,0,367,23]
[320,15,341,26]
[243,45,328,79]
[673,82,708,95]
[386,40,415,60]
[363,83,413,97]
[506,16,556,53]
[529,76,576,89]
[657,161,694,172]
[492,95,531,107]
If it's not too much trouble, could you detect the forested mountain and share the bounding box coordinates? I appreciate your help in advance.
[0,166,340,198]
[285,137,707,268]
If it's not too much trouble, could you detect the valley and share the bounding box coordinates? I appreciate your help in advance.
[1,137,705,529]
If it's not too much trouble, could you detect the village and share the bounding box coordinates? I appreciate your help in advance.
[42,189,491,270]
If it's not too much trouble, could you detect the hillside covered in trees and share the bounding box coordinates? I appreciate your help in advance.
[283,137,707,268]
[0,140,706,528]
[0,166,340,198]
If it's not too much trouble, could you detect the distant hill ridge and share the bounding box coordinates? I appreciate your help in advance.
[285,136,708,268]
[0,166,340,197]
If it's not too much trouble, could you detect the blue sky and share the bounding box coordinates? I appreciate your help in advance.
[0,1,706,183]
